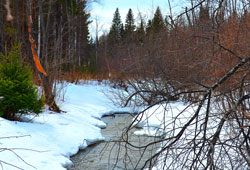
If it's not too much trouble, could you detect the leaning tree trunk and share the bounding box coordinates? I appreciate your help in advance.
[27,0,61,113]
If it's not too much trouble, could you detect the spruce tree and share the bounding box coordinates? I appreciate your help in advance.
[109,8,123,42]
[125,8,136,35]
[0,43,44,120]
[120,23,125,38]
[199,5,210,23]
[146,19,152,34]
[151,7,165,33]
[136,17,145,43]
[79,0,92,67]
[137,17,145,35]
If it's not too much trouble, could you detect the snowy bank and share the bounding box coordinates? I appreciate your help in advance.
[0,82,135,170]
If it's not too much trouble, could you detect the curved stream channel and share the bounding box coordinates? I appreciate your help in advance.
[69,113,161,170]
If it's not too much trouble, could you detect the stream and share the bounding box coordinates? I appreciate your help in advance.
[69,113,161,170]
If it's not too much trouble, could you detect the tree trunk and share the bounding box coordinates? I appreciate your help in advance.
[30,0,61,113]
[42,76,60,112]
[0,3,4,54]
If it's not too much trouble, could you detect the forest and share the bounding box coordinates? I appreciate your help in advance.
[1,0,249,109]
[0,0,250,169]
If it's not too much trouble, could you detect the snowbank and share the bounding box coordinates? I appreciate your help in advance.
[0,82,134,170]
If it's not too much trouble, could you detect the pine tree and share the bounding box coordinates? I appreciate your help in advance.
[120,23,125,38]
[78,0,92,67]
[137,17,145,35]
[109,8,123,42]
[0,43,44,120]
[125,8,136,35]
[199,5,210,23]
[197,5,211,32]
[136,17,145,43]
[146,19,152,34]
[151,7,165,33]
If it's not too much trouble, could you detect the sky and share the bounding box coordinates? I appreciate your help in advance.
[89,0,187,37]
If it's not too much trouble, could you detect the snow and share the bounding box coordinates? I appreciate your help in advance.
[0,82,135,170]
[133,102,197,137]
[134,99,242,169]
[132,102,201,170]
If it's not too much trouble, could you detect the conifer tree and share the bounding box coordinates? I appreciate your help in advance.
[151,7,165,33]
[146,19,152,34]
[125,8,136,35]
[199,5,210,22]
[120,23,125,38]
[0,43,44,120]
[136,17,145,42]
[109,8,123,42]
[79,0,92,66]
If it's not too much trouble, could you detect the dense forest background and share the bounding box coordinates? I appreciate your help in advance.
[0,0,95,111]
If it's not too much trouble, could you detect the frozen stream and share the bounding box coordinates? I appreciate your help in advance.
[69,113,161,170]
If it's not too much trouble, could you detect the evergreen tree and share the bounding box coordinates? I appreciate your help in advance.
[120,23,125,38]
[199,5,210,22]
[151,7,165,33]
[125,8,136,35]
[109,8,123,42]
[136,18,145,35]
[0,43,44,120]
[146,19,152,34]
[78,0,92,70]
[197,5,211,31]
[136,17,145,43]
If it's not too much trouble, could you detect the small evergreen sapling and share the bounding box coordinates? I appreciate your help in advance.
[0,43,44,120]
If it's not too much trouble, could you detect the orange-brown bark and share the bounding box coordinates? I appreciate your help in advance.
[28,16,47,76]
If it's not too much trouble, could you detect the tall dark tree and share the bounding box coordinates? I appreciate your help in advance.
[136,17,145,43]
[124,8,136,35]
[151,7,165,33]
[109,8,123,42]
[75,0,92,69]
[146,19,152,34]
[197,4,211,31]
[199,4,210,22]
[120,23,125,38]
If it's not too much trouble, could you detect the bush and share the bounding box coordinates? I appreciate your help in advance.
[0,43,44,120]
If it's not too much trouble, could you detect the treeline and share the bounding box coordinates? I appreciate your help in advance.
[96,7,169,76]
[96,2,249,94]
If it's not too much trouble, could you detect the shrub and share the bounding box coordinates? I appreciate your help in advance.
[0,43,44,120]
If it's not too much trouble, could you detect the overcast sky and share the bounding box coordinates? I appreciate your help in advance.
[89,0,187,37]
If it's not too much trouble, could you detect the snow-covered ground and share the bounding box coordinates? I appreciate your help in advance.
[0,81,239,170]
[133,102,197,137]
[0,82,136,170]
[132,97,247,169]
[132,102,199,169]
